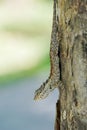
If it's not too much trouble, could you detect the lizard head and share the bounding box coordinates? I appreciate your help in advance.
[34,77,51,101]
[34,82,47,101]
[34,77,55,101]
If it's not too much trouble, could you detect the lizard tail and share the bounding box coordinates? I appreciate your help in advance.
[34,77,62,100]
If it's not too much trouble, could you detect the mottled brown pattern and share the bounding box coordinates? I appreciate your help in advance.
[34,0,63,100]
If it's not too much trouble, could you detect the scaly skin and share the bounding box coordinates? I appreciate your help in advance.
[34,0,62,100]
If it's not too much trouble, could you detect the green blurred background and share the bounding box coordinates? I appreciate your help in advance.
[0,0,52,84]
[0,1,58,130]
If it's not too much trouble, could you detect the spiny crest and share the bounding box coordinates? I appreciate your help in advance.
[33,0,62,101]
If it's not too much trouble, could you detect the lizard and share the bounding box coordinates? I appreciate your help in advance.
[34,0,62,100]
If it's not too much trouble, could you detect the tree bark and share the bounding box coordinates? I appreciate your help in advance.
[55,0,87,129]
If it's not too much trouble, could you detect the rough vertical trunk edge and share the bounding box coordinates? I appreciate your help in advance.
[55,0,87,129]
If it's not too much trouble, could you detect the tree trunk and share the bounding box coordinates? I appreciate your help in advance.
[55,0,87,129]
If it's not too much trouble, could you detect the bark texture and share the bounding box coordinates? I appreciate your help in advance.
[55,0,87,129]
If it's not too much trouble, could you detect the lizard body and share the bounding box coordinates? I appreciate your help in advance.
[34,0,62,100]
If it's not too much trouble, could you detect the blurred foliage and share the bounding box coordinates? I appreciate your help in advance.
[0,55,50,85]
[37,0,52,3]
[0,0,4,3]
[2,22,50,37]
[0,0,52,84]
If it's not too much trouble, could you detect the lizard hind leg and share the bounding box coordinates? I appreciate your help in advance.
[34,77,55,100]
